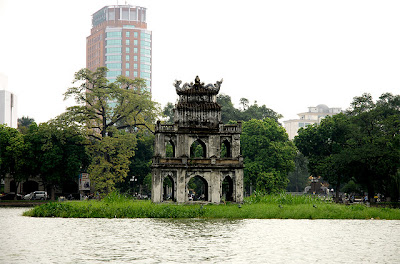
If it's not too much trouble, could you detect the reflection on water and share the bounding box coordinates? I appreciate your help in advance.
[0,208,399,263]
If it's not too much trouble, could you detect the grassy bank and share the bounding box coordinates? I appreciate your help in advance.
[23,193,400,219]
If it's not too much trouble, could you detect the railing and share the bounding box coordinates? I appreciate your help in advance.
[155,122,175,132]
[155,157,242,166]
[220,123,242,133]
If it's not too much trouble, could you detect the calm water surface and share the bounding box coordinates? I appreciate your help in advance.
[0,208,399,263]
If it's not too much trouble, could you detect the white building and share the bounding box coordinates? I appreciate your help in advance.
[284,104,341,140]
[0,74,18,129]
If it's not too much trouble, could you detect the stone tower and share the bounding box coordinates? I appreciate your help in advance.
[151,77,244,203]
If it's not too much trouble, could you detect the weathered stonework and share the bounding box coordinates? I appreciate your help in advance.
[151,77,244,203]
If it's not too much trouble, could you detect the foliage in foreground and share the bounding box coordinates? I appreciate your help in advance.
[23,193,400,220]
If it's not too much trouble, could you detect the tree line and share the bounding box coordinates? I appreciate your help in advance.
[1,66,399,201]
[295,93,400,202]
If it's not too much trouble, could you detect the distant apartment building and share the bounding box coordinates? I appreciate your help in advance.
[284,104,341,140]
[0,90,17,129]
[0,74,17,129]
[87,5,152,92]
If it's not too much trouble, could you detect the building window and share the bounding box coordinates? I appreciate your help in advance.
[126,63,130,69]
[141,72,151,78]
[106,63,122,69]
[126,47,130,53]
[140,40,151,47]
[126,55,130,61]
[106,31,122,38]
[106,47,121,54]
[134,63,138,69]
[140,57,150,63]
[106,39,122,46]
[107,71,121,77]
[134,40,138,46]
[140,64,150,71]
[134,71,138,77]
[123,25,135,29]
[106,55,122,61]
[140,49,150,55]
[134,48,138,53]
[126,39,130,45]
[141,32,151,40]
[134,56,138,61]
[134,32,138,38]
[126,31,130,37]
[125,71,129,76]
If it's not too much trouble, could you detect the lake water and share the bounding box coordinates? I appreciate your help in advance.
[0,208,399,263]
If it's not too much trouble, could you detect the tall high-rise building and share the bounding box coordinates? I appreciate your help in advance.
[86,5,152,92]
[0,87,18,129]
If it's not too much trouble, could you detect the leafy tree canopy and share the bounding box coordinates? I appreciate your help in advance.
[241,118,297,193]
[64,67,160,139]
[217,94,282,124]
[295,93,400,201]
[62,67,160,195]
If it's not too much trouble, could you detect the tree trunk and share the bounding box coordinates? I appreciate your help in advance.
[51,185,56,200]
[335,174,341,203]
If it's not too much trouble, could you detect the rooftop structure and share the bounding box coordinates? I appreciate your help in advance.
[284,104,341,140]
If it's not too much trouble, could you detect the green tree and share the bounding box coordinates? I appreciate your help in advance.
[217,94,282,124]
[295,113,352,201]
[17,116,35,134]
[64,67,159,139]
[88,133,136,195]
[0,125,29,197]
[241,118,297,193]
[162,102,175,124]
[63,67,159,195]
[116,132,154,195]
[217,94,240,124]
[25,121,90,199]
[295,93,400,202]
[287,152,309,192]
[346,93,400,201]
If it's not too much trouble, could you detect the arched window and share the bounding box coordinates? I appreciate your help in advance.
[190,139,206,158]
[221,139,231,158]
[222,176,233,201]
[163,176,174,201]
[188,176,208,201]
[166,140,175,158]
[23,181,39,194]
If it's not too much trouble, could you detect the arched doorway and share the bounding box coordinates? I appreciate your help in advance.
[190,139,206,158]
[222,176,233,201]
[163,175,175,201]
[221,139,231,158]
[23,181,39,194]
[10,180,17,193]
[166,140,175,158]
[188,176,208,201]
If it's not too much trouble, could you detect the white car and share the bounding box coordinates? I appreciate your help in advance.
[23,191,48,200]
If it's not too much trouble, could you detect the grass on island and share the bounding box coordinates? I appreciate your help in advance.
[23,192,400,220]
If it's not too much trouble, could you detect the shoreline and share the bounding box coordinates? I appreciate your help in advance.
[22,200,400,220]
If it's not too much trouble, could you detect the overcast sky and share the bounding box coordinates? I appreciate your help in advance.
[0,0,399,124]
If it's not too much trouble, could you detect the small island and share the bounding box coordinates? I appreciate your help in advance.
[23,193,400,220]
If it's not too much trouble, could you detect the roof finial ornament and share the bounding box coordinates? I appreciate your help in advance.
[194,76,204,89]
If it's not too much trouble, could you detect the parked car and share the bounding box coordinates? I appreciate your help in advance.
[0,192,22,200]
[24,191,48,200]
[23,193,32,200]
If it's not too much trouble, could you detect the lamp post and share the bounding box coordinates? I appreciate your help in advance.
[130,176,137,197]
